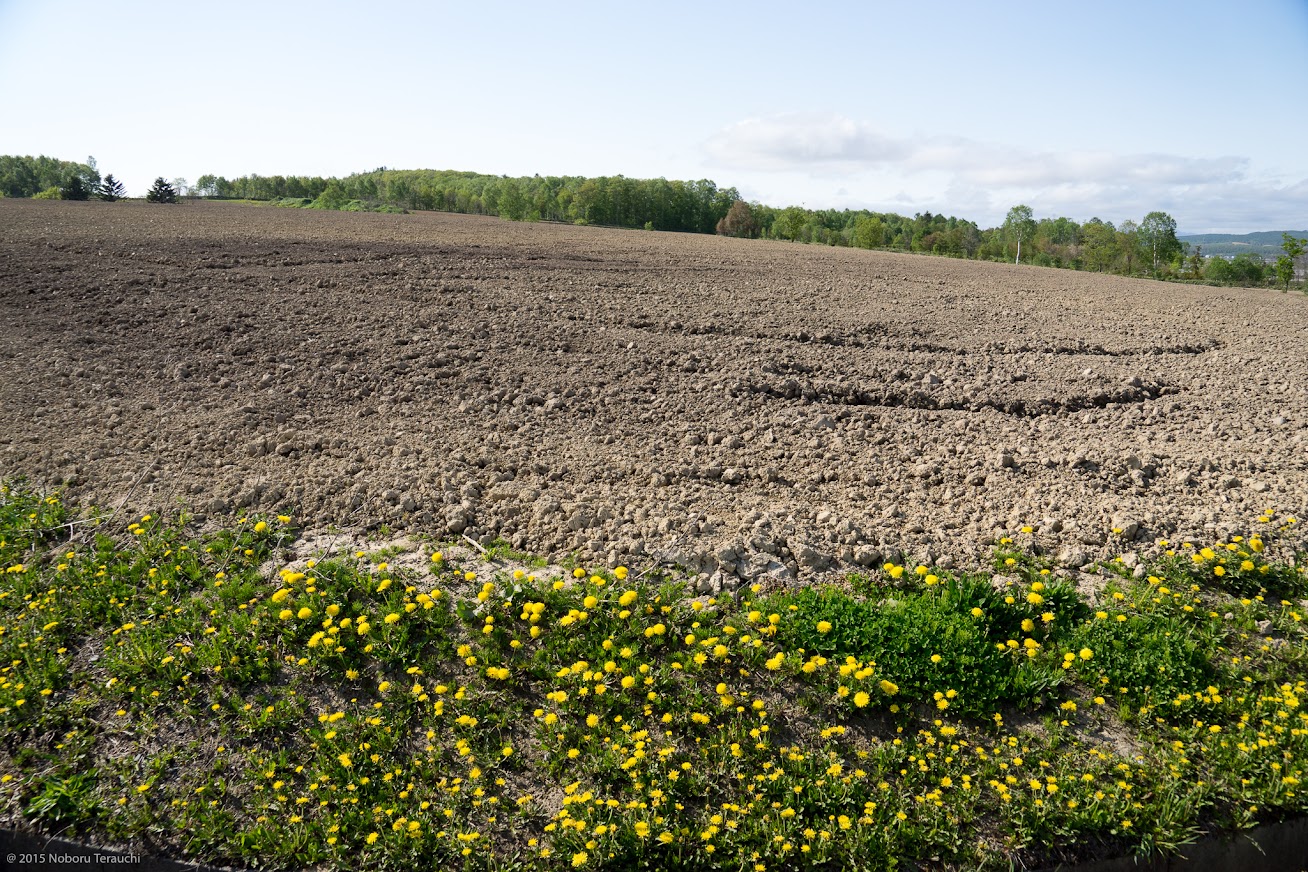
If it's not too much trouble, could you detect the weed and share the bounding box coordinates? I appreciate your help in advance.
[0,483,1305,871]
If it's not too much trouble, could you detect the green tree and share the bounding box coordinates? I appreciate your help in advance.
[1116,219,1141,275]
[1275,233,1307,291]
[193,174,218,197]
[497,178,527,221]
[1003,205,1036,263]
[1,155,100,198]
[773,206,810,242]
[851,215,886,249]
[97,174,125,202]
[1186,245,1205,280]
[145,177,177,203]
[1139,211,1181,274]
[312,180,350,210]
[60,174,90,200]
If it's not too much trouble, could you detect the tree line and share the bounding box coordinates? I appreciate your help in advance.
[4,154,1300,289]
[1,154,129,202]
[193,169,742,234]
[195,166,1285,285]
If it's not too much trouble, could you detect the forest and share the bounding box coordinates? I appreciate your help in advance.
[1,154,1294,287]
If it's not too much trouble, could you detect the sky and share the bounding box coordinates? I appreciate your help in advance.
[2,0,1305,233]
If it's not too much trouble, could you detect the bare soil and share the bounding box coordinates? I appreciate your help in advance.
[3,199,1306,586]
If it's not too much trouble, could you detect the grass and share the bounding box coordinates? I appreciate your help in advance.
[0,480,1306,870]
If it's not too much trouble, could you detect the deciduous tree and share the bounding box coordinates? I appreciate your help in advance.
[715,200,760,238]
[1139,211,1181,274]
[851,215,886,249]
[1116,220,1141,275]
[1275,233,1307,291]
[1003,205,1035,263]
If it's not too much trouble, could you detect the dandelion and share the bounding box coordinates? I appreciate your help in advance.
[816,621,832,634]
[254,521,267,533]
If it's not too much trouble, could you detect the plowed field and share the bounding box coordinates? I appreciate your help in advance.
[3,199,1305,584]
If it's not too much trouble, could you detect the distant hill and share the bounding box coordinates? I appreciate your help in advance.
[1178,230,1308,259]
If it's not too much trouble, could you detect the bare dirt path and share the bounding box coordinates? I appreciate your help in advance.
[3,199,1305,587]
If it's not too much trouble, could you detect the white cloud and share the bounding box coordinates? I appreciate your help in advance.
[704,114,910,170]
[704,113,1306,230]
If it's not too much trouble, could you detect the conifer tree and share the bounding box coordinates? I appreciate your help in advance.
[97,174,126,202]
[60,174,89,200]
[145,177,177,203]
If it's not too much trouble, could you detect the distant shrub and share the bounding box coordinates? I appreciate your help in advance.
[1204,253,1266,286]
[32,186,62,200]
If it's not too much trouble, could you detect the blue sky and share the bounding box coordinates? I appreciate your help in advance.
[2,0,1305,232]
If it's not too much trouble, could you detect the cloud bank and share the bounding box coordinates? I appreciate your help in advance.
[704,113,1306,232]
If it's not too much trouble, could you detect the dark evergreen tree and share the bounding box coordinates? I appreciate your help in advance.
[60,174,90,200]
[97,174,126,202]
[145,177,177,203]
